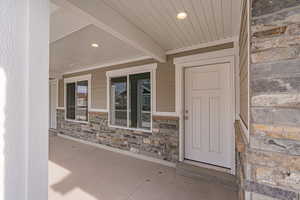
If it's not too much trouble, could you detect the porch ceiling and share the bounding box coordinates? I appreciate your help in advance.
[50,0,242,76]
[50,25,145,74]
[102,0,242,51]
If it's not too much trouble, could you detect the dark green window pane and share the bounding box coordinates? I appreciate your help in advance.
[129,72,151,130]
[66,82,75,120]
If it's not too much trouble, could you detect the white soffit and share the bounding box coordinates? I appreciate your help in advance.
[50,5,91,43]
[50,25,145,74]
[49,0,243,75]
[51,0,166,62]
[102,0,242,51]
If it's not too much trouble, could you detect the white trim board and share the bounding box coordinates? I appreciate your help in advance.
[89,108,108,113]
[64,74,92,84]
[153,112,179,117]
[234,39,240,121]
[238,116,249,144]
[58,134,176,168]
[56,108,179,118]
[174,48,235,66]
[247,0,251,143]
[106,63,157,77]
[166,37,237,55]
[63,56,151,75]
[49,79,59,129]
[49,79,59,108]
[174,50,236,175]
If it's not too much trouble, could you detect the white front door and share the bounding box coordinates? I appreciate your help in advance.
[49,81,57,129]
[184,63,233,168]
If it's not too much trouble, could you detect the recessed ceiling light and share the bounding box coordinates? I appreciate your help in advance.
[177,12,187,20]
[91,43,99,48]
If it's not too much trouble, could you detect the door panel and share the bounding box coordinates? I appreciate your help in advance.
[191,97,203,150]
[209,96,221,153]
[184,63,232,168]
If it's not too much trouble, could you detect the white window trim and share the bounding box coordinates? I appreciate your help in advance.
[64,74,92,123]
[106,63,157,132]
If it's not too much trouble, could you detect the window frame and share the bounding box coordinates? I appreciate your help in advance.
[106,63,157,132]
[64,74,91,123]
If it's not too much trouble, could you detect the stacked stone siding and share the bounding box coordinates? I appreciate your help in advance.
[236,122,250,200]
[239,1,300,199]
[57,109,179,162]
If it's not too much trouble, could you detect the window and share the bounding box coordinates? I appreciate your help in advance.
[110,77,127,127]
[64,75,91,122]
[107,64,156,131]
[129,73,151,129]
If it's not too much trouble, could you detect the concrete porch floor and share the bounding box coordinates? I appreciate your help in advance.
[49,135,237,200]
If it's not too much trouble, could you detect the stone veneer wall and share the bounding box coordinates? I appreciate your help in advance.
[236,122,249,200]
[238,1,300,200]
[57,109,179,162]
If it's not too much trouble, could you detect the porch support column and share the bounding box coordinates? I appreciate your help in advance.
[0,0,49,200]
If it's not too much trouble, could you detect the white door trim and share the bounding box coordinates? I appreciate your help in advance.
[49,79,59,108]
[174,49,236,175]
[49,79,59,129]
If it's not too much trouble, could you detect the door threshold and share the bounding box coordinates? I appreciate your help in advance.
[183,159,231,174]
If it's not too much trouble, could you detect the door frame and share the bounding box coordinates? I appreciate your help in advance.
[174,48,236,175]
[49,79,59,129]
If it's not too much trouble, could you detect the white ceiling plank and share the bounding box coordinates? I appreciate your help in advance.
[160,0,193,47]
[198,0,219,41]
[52,0,166,62]
[171,0,200,45]
[147,0,186,49]
[222,0,233,38]
[180,0,209,43]
[232,0,243,36]
[191,0,214,42]
[151,0,189,49]
[136,0,180,49]
[212,0,225,39]
[98,0,241,51]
